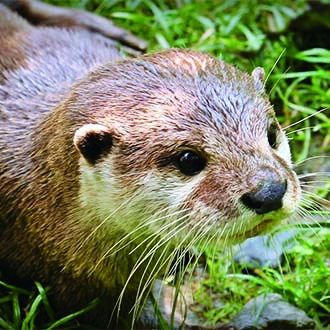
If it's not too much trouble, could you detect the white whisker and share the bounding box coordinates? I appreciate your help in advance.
[283,107,329,130]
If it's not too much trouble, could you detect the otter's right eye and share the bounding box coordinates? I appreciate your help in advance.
[177,151,206,176]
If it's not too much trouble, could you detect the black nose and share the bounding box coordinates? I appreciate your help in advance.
[241,181,287,215]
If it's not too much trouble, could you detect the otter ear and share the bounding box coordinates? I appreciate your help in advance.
[251,67,265,93]
[74,124,113,165]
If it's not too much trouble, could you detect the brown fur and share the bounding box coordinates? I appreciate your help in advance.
[0,5,300,329]
[1,0,148,51]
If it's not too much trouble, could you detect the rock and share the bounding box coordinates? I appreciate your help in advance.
[234,230,297,269]
[150,278,235,329]
[231,293,316,330]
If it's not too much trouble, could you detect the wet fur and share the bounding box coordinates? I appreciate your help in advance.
[0,5,301,328]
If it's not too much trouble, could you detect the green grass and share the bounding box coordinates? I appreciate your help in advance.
[0,280,99,329]
[194,228,330,328]
[1,0,329,328]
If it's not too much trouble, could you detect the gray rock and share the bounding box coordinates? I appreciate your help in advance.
[231,293,316,330]
[234,230,297,269]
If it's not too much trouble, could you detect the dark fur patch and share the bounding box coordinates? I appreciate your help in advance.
[75,129,113,165]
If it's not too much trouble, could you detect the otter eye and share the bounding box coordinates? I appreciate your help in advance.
[267,122,279,149]
[177,150,206,176]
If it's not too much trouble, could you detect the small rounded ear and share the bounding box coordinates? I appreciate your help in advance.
[74,124,113,165]
[251,67,265,93]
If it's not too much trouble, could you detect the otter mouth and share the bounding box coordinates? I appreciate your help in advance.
[244,219,274,239]
[228,219,275,244]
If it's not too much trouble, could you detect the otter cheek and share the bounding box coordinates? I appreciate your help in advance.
[276,134,293,167]
[280,170,301,214]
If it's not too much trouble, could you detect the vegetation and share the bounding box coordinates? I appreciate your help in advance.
[1,0,329,329]
[194,228,330,328]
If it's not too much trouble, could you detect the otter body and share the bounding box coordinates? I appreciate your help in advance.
[0,5,301,328]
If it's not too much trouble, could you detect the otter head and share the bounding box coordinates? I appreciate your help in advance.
[70,49,300,253]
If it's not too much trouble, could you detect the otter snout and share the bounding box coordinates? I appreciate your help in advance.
[241,180,287,215]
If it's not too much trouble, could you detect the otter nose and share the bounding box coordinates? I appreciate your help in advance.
[241,181,287,215]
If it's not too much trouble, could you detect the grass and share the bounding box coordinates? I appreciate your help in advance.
[0,280,99,329]
[193,227,330,328]
[1,0,329,328]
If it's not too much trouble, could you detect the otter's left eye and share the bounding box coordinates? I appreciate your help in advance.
[267,122,279,149]
[177,151,206,176]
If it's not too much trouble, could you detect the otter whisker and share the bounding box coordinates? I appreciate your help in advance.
[298,172,330,179]
[294,155,330,167]
[162,213,216,278]
[129,212,193,272]
[128,209,212,306]
[283,107,329,130]
[297,200,326,215]
[296,196,329,219]
[265,48,286,89]
[286,126,327,136]
[132,213,216,322]
[123,215,190,268]
[115,218,194,325]
[127,209,192,256]
[114,211,193,310]
[94,207,190,268]
[299,180,330,185]
[293,211,325,235]
[301,189,330,205]
[93,210,189,280]
[70,189,143,262]
[131,240,174,324]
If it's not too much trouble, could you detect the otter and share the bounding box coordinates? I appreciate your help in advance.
[0,4,301,329]
[0,0,148,52]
